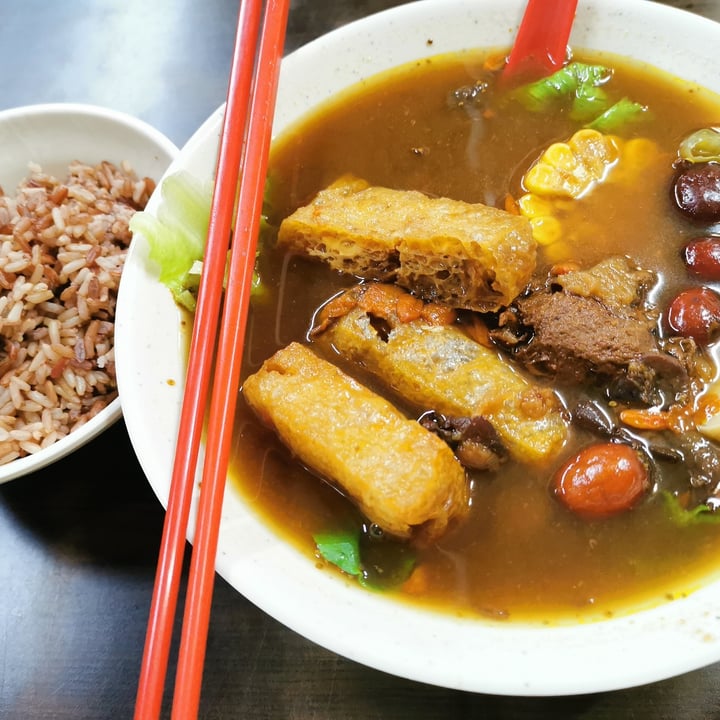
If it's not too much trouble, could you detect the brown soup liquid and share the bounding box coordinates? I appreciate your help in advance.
[229,49,720,623]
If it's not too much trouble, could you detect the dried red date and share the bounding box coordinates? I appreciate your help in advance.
[552,443,649,519]
[673,163,720,220]
[683,236,720,280]
[666,286,720,344]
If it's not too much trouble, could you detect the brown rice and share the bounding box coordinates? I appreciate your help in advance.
[0,159,154,465]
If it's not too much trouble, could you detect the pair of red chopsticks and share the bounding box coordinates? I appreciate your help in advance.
[133,0,289,717]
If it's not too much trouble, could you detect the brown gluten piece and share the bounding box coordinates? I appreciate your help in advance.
[493,257,693,405]
[242,342,469,540]
[277,175,536,311]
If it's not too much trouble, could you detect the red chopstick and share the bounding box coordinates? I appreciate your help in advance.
[133,0,289,718]
[503,0,578,83]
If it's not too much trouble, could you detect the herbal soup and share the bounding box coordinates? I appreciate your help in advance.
[231,49,720,623]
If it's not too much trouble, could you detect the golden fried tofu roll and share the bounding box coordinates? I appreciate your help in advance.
[242,342,469,540]
[277,175,536,311]
[313,286,568,463]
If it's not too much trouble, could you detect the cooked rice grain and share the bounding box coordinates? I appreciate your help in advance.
[0,159,154,464]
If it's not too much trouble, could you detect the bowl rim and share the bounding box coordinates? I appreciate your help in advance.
[0,102,179,484]
[116,0,720,696]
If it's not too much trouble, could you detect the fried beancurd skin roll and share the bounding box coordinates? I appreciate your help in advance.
[242,342,469,540]
[277,175,536,311]
[315,302,568,464]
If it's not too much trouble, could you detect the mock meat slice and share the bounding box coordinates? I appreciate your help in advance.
[513,291,658,380]
[242,342,469,541]
[492,256,696,405]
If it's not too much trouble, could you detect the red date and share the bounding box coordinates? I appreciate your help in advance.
[683,236,720,280]
[552,443,649,519]
[666,286,720,344]
[673,163,720,220]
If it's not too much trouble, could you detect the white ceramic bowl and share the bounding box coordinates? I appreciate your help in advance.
[0,103,178,484]
[116,0,720,696]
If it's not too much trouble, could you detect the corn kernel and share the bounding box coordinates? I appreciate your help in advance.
[544,142,579,172]
[611,137,662,184]
[542,239,573,264]
[572,129,620,177]
[517,193,555,219]
[530,216,562,246]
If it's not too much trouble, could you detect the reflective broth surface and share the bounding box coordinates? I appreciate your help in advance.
[230,49,720,623]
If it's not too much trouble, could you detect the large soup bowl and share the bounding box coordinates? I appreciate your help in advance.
[115,0,720,696]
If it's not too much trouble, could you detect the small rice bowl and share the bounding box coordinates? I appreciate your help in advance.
[0,103,178,483]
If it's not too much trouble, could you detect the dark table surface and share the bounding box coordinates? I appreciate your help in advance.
[3,1,720,718]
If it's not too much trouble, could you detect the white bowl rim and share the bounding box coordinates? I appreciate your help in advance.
[116,0,720,696]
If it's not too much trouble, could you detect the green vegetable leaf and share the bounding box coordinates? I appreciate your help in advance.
[662,491,720,526]
[570,84,609,122]
[129,171,274,311]
[359,544,416,591]
[511,62,648,134]
[513,62,612,114]
[586,97,648,133]
[313,526,417,591]
[129,171,212,312]
[314,530,363,576]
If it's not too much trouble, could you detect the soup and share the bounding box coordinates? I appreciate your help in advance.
[229,48,720,623]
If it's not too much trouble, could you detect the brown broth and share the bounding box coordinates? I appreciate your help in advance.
[230,49,720,623]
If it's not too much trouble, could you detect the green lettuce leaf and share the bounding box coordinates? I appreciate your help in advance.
[129,171,272,312]
[129,171,212,312]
